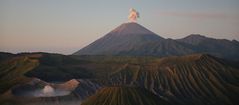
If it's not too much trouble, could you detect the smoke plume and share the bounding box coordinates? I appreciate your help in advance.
[128,8,140,22]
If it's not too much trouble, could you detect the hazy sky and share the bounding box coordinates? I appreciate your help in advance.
[1,0,239,54]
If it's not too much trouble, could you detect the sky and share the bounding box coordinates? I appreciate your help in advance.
[0,0,239,55]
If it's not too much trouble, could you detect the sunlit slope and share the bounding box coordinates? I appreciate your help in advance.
[81,87,169,105]
[108,54,239,105]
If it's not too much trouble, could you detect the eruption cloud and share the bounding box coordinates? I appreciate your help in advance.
[128,8,140,22]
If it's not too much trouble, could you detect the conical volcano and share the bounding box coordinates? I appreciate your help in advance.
[74,22,166,55]
[74,22,193,56]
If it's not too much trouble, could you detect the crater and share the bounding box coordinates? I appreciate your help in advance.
[11,78,79,97]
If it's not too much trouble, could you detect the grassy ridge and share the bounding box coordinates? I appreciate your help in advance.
[0,56,39,94]
[81,86,169,105]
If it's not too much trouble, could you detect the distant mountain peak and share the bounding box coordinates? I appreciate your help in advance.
[177,34,209,45]
[184,34,207,39]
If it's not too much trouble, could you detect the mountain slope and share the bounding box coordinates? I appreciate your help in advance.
[1,53,239,105]
[177,34,239,60]
[74,23,163,55]
[108,54,239,105]
[0,52,14,62]
[0,55,39,94]
[74,23,195,57]
[81,87,170,105]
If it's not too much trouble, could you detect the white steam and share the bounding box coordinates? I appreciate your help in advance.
[42,85,54,95]
[128,8,140,22]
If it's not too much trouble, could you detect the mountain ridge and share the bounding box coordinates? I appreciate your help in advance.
[74,23,239,61]
[81,87,170,105]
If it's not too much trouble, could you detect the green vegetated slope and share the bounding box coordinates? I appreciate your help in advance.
[81,86,169,105]
[0,55,39,94]
[25,54,159,82]
[24,53,94,82]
